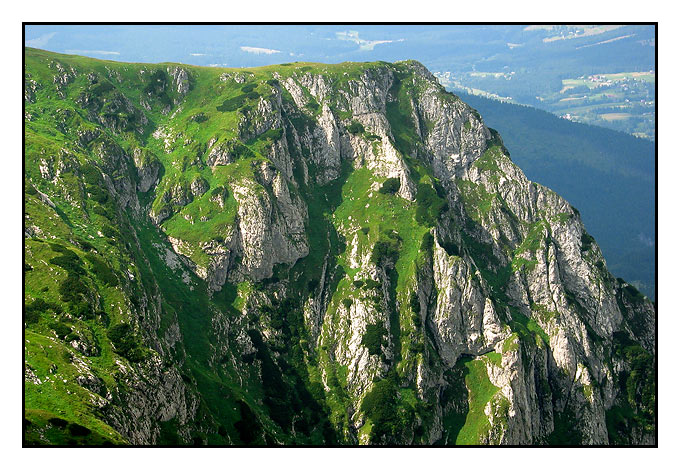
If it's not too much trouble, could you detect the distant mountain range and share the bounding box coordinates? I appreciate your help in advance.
[24,24,656,139]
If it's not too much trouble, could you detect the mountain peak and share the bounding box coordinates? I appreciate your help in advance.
[24,48,655,446]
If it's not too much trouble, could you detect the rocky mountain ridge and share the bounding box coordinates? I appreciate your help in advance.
[24,48,655,445]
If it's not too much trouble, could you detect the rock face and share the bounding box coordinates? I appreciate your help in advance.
[24,49,655,446]
[133,148,161,193]
[229,172,309,282]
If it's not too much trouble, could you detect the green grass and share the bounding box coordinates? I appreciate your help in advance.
[24,331,127,445]
[510,310,550,345]
[484,351,502,367]
[472,145,505,183]
[453,354,500,445]
[24,47,655,446]
[329,166,432,372]
[456,180,497,222]
[24,408,123,446]
[385,71,422,155]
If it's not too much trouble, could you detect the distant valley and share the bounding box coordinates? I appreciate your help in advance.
[25,24,656,140]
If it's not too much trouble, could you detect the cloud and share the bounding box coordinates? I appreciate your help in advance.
[638,233,654,247]
[240,46,281,55]
[25,32,56,48]
[65,50,120,56]
[190,53,207,56]
[336,30,404,51]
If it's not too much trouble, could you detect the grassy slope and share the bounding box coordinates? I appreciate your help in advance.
[439,353,500,445]
[24,48,653,445]
[20,48,571,445]
[24,48,408,445]
[23,48,287,444]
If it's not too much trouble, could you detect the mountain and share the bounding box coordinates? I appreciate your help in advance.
[456,92,655,298]
[23,48,655,446]
[25,24,656,139]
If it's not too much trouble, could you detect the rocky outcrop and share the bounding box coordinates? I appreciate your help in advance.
[25,76,40,103]
[431,238,506,365]
[230,169,308,282]
[24,50,655,446]
[161,60,654,444]
[133,148,161,193]
[168,66,191,99]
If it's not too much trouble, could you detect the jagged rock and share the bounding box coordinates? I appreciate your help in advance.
[168,66,190,98]
[190,177,209,197]
[229,171,308,282]
[133,148,161,193]
[24,51,655,446]
[25,77,40,103]
[77,128,101,147]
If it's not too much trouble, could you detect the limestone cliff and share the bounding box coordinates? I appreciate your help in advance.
[24,48,655,445]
